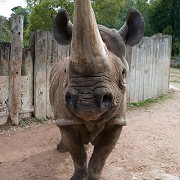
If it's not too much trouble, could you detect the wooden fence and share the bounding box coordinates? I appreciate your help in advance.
[0,32,172,125]
[126,34,172,102]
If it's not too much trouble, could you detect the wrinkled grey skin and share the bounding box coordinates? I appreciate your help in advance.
[50,2,144,179]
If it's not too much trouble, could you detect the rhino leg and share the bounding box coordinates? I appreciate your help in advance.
[87,125,123,180]
[56,126,68,153]
[57,139,68,153]
[60,125,88,180]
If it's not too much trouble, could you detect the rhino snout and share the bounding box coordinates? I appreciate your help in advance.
[65,90,113,121]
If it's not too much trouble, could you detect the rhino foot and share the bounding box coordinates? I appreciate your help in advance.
[70,170,87,180]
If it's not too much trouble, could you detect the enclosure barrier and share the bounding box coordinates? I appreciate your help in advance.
[0,31,172,125]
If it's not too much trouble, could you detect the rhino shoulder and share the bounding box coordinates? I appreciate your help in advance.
[49,58,69,107]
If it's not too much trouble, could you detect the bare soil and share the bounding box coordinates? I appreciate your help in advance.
[0,69,180,180]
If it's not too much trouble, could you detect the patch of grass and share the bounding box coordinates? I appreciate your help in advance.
[170,71,180,75]
[36,117,47,123]
[170,68,180,74]
[19,117,48,127]
[0,117,52,133]
[170,68,180,84]
[170,80,180,84]
[19,118,33,127]
[128,94,172,108]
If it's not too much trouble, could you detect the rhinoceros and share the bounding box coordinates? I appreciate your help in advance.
[50,0,144,179]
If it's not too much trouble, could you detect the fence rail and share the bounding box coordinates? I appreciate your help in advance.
[0,32,172,125]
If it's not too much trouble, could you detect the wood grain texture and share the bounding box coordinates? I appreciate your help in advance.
[9,15,24,125]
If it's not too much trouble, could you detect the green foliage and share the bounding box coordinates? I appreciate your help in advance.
[92,0,123,29]
[133,0,155,36]
[1,0,179,57]
[26,0,41,9]
[26,0,128,33]
[19,117,48,127]
[170,68,180,82]
[0,16,11,42]
[128,94,172,108]
[149,0,180,56]
[27,0,73,33]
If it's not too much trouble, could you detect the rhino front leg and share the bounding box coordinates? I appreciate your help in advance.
[57,138,68,153]
[57,126,68,153]
[60,125,88,180]
[87,125,123,180]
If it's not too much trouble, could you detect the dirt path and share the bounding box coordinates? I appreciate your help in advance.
[0,89,180,180]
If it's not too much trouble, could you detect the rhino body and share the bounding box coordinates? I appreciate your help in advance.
[50,0,144,179]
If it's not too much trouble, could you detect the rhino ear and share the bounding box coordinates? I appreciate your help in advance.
[119,9,144,47]
[53,9,72,45]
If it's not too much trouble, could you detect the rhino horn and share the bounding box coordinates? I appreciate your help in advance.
[70,0,109,74]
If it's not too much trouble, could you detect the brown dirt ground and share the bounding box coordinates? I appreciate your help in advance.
[0,69,180,179]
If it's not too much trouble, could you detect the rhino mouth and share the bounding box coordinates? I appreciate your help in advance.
[73,110,104,121]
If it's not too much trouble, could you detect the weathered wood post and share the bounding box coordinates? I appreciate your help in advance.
[9,15,24,125]
[34,31,47,119]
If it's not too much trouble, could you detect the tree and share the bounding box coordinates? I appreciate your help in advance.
[26,0,124,32]
[26,0,42,9]
[0,16,11,42]
[27,0,73,33]
[149,0,180,56]
[133,0,154,36]
[92,0,123,29]
[25,0,179,56]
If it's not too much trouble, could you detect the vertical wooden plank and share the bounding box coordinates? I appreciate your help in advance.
[126,46,132,102]
[159,36,165,95]
[21,48,33,76]
[138,38,145,101]
[153,36,157,97]
[9,15,23,125]
[157,34,162,97]
[161,37,166,94]
[149,36,154,98]
[165,35,172,92]
[46,32,58,118]
[34,31,47,119]
[0,77,9,125]
[129,46,136,102]
[29,33,35,61]
[20,48,34,119]
[156,35,160,97]
[137,42,141,102]
[153,35,157,97]
[135,44,140,102]
[147,37,153,99]
[161,35,171,94]
[143,37,149,100]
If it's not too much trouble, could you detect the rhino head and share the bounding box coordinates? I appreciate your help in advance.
[53,1,144,123]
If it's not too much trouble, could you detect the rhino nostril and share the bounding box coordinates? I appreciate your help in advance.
[102,94,112,106]
[65,91,78,110]
[101,93,113,109]
[65,92,72,106]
